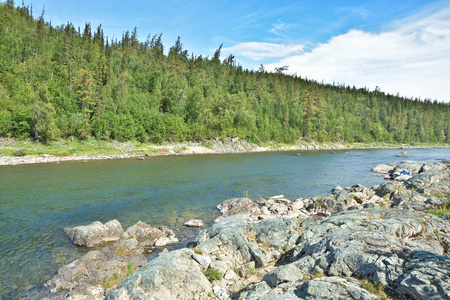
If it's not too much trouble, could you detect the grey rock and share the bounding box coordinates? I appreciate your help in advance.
[121,222,178,249]
[239,282,272,300]
[216,198,258,221]
[211,259,232,274]
[192,253,211,269]
[289,199,304,211]
[363,203,378,209]
[426,197,446,206]
[396,250,450,300]
[249,218,300,252]
[376,181,399,198]
[213,285,229,300]
[291,209,450,288]
[392,196,411,207]
[334,190,350,203]
[347,206,361,210]
[331,185,343,195]
[405,172,443,189]
[64,219,123,247]
[296,277,378,300]
[396,151,409,157]
[105,249,214,300]
[262,263,306,288]
[184,219,205,227]
[346,184,368,193]
[241,277,379,300]
[371,163,395,173]
[393,161,428,174]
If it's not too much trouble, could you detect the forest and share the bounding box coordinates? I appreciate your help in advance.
[0,1,449,145]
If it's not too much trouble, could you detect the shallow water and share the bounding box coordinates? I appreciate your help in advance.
[0,148,448,298]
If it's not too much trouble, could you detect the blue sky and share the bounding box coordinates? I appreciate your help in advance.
[12,0,450,102]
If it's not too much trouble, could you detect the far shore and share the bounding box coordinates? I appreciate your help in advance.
[1,138,449,166]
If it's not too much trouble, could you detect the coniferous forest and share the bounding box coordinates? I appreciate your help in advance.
[1,1,449,145]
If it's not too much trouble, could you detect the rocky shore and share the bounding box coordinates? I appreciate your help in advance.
[1,137,447,166]
[41,159,449,299]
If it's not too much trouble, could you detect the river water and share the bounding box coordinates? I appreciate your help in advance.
[0,148,448,298]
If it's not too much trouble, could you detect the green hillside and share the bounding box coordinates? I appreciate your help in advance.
[0,1,449,145]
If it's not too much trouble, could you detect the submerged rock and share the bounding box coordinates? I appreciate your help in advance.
[184,219,205,227]
[64,219,124,247]
[396,151,409,157]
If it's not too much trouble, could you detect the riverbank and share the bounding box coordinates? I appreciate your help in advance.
[41,159,450,299]
[1,137,448,166]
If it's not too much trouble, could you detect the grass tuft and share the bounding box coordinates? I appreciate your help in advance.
[204,267,222,282]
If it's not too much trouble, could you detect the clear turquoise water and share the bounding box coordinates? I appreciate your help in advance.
[0,148,448,298]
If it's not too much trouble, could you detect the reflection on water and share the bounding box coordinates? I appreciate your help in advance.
[0,148,448,298]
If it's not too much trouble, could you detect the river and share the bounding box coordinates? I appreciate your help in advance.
[0,148,448,299]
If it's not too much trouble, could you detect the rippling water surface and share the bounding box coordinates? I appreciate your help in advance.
[0,148,448,298]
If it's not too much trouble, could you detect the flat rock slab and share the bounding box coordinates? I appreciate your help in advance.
[64,219,124,247]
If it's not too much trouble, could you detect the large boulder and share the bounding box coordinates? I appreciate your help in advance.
[105,249,214,300]
[45,221,178,299]
[64,219,124,247]
[405,171,443,189]
[375,181,399,197]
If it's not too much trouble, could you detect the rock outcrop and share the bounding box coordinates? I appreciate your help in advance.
[64,219,124,247]
[105,208,450,299]
[44,221,178,299]
[105,249,214,300]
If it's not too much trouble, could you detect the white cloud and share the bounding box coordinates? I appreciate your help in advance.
[269,21,296,36]
[226,5,450,103]
[222,42,305,61]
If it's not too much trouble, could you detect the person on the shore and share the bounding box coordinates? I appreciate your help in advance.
[418,164,426,174]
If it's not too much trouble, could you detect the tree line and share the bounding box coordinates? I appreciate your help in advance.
[0,1,449,144]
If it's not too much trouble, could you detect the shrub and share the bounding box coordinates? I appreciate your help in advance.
[14,148,26,156]
[204,267,222,282]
